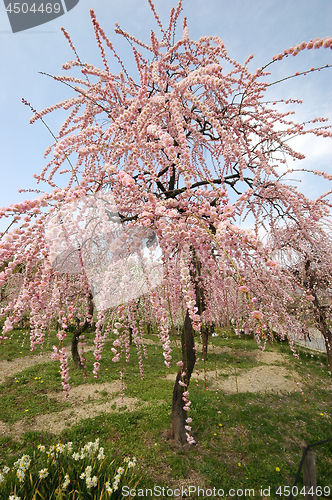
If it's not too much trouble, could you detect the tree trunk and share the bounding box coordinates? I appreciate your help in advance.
[146,321,152,335]
[312,298,332,372]
[169,310,196,446]
[201,324,209,362]
[322,328,332,373]
[72,328,83,369]
[71,294,94,369]
[168,249,206,446]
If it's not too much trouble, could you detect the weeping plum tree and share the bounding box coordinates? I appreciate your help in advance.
[1,1,332,446]
[270,220,332,372]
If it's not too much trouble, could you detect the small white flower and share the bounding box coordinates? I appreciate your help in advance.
[86,475,98,489]
[38,468,49,479]
[14,454,31,471]
[85,465,92,477]
[3,466,10,474]
[0,473,4,484]
[105,480,112,493]
[80,438,100,458]
[37,445,46,452]
[9,496,21,500]
[97,447,105,460]
[124,456,137,468]
[16,469,25,482]
[56,443,66,454]
[66,441,73,451]
[62,473,70,490]
[72,452,80,461]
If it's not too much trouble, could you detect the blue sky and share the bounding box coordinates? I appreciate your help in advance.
[0,0,331,231]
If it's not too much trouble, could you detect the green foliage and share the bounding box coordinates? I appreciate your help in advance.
[0,439,138,499]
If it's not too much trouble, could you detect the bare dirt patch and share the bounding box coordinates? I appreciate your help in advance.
[1,380,148,440]
[196,344,286,364]
[245,350,286,364]
[212,364,299,394]
[0,352,55,384]
[47,381,123,404]
[162,349,299,394]
[0,397,145,440]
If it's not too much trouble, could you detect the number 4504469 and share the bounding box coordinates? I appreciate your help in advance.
[276,486,331,497]
[5,3,61,14]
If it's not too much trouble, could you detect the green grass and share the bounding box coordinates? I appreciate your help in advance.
[0,329,331,499]
[0,328,62,362]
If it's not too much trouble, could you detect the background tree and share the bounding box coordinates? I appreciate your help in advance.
[270,220,332,372]
[0,1,331,446]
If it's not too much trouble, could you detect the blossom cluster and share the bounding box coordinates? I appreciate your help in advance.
[51,346,70,397]
[272,36,332,61]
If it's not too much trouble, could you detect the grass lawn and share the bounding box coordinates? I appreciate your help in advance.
[0,328,331,499]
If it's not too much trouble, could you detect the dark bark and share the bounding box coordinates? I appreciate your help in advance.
[324,331,332,373]
[146,321,153,335]
[169,249,205,446]
[72,327,84,369]
[71,294,94,369]
[201,324,209,362]
[313,302,332,372]
[169,310,196,446]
